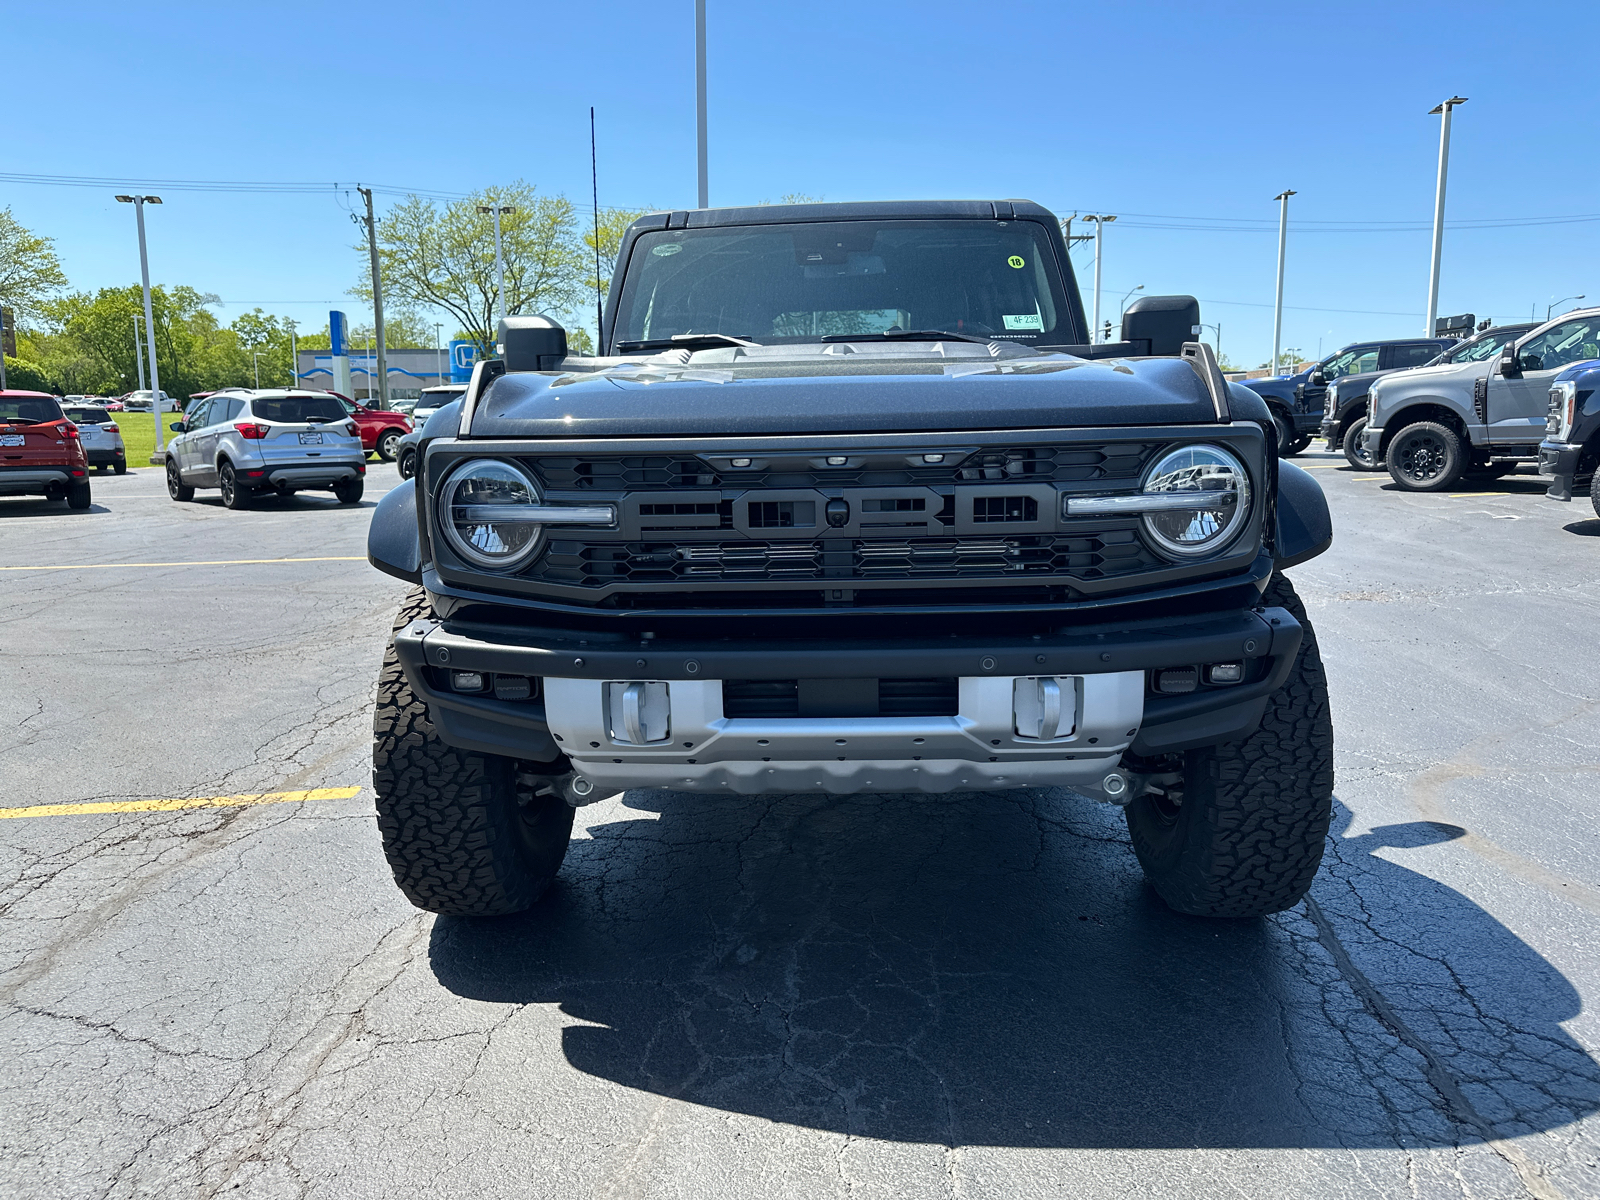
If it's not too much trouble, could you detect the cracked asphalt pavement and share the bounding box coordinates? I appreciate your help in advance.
[3,454,1598,1198]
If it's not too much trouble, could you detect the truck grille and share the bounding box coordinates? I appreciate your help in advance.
[539,531,1160,587]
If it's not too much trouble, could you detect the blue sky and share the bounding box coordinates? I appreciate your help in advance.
[7,0,1596,367]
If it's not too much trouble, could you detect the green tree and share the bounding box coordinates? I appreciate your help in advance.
[361,182,585,356]
[0,208,69,325]
[1,356,59,393]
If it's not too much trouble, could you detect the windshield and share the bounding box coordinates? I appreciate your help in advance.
[1444,329,1520,364]
[614,220,1071,348]
[250,395,348,423]
[0,398,65,424]
[1320,347,1379,380]
[63,406,111,424]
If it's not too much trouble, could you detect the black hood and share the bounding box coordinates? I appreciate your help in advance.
[468,343,1220,438]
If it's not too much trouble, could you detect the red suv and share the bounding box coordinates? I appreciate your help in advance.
[330,393,412,462]
[0,391,91,509]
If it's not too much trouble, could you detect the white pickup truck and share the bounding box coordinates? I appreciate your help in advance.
[1365,308,1600,491]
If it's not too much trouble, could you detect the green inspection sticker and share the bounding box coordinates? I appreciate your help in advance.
[652,243,683,257]
[1003,314,1043,330]
[1007,255,1026,269]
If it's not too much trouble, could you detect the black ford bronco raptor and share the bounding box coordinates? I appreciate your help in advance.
[367,199,1334,920]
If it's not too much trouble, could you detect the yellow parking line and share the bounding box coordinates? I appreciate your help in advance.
[0,556,365,572]
[0,786,362,821]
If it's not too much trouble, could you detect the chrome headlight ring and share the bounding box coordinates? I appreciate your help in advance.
[436,457,618,573]
[1136,443,1253,560]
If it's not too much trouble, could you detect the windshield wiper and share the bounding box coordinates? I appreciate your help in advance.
[820,329,993,345]
[615,333,761,352]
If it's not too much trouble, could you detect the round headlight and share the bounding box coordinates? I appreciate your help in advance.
[439,458,545,570]
[1140,444,1252,559]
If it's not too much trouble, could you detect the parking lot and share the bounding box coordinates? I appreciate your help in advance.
[2,454,1597,1199]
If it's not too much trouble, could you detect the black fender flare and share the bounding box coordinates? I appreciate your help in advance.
[369,478,422,583]
[1274,460,1332,569]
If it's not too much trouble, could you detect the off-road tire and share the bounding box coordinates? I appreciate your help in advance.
[372,587,575,916]
[1341,416,1381,470]
[67,481,92,510]
[219,461,249,509]
[377,429,404,462]
[166,459,194,502]
[1125,573,1334,918]
[1386,421,1464,492]
[1590,469,1600,521]
[1289,435,1312,455]
[397,446,418,481]
[333,479,364,505]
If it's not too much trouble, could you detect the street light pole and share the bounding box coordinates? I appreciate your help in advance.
[287,318,297,388]
[434,322,444,387]
[477,204,517,331]
[116,194,165,461]
[1084,215,1115,343]
[1548,295,1586,320]
[1424,96,1468,337]
[696,0,708,208]
[1272,189,1296,375]
[251,351,263,390]
[1118,284,1144,334]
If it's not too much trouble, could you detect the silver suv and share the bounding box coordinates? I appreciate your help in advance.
[60,403,128,474]
[164,389,366,508]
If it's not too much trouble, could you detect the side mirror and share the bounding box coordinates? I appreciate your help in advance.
[1309,369,1325,386]
[498,314,569,371]
[1499,347,1522,378]
[170,422,188,433]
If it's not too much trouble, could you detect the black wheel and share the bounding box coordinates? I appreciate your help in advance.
[1590,470,1600,521]
[67,481,92,510]
[1125,573,1334,918]
[96,464,108,474]
[1386,421,1465,491]
[372,588,575,915]
[219,461,249,509]
[377,429,404,462]
[1289,435,1312,455]
[333,478,364,505]
[1271,409,1295,457]
[1341,416,1381,470]
[114,461,128,475]
[166,459,194,502]
[397,447,417,481]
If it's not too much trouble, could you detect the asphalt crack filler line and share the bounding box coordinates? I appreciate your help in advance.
[0,787,362,821]
[1302,893,1565,1200]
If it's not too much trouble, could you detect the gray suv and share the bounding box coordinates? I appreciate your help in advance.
[164,389,367,508]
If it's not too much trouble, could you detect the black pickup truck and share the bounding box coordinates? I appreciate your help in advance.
[367,199,1334,921]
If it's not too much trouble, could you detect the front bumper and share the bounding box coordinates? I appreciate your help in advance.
[392,604,1302,800]
[1361,424,1384,460]
[1538,440,1583,500]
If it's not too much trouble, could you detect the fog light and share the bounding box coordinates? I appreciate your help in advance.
[451,671,486,693]
[1154,667,1199,695]
[492,674,533,701]
[730,457,752,468]
[1205,662,1244,684]
[922,453,945,464]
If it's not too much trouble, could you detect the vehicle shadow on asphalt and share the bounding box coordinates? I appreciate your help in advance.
[428,791,1600,1149]
[0,502,111,517]
[1563,519,1600,537]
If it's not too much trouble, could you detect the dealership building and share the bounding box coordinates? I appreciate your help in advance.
[294,313,478,402]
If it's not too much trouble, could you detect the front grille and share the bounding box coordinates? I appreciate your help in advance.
[530,443,1153,491]
[722,678,959,718]
[539,532,1160,586]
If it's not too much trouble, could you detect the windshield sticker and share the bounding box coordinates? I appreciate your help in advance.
[1007,255,1026,269]
[651,243,683,257]
[1002,313,1043,331]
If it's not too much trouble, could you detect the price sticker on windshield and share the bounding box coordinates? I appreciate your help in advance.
[1007,255,1026,269]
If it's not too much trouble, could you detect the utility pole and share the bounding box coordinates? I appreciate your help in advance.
[132,315,147,393]
[1424,97,1467,337]
[1272,189,1296,375]
[434,322,444,387]
[1084,215,1115,343]
[287,318,297,388]
[116,194,166,460]
[477,203,517,331]
[695,0,708,208]
[0,308,9,390]
[252,351,263,390]
[357,186,389,408]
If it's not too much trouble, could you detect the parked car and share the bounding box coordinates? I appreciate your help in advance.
[1321,324,1537,469]
[1244,338,1452,458]
[0,391,92,508]
[408,384,466,431]
[60,402,128,474]
[1539,358,1600,517]
[102,398,126,412]
[164,389,366,509]
[1366,308,1600,491]
[367,198,1336,921]
[124,389,179,413]
[332,394,413,461]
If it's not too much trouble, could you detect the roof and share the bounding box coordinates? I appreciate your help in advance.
[630,199,1057,232]
[0,389,57,399]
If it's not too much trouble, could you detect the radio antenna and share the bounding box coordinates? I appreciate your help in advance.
[591,106,603,353]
